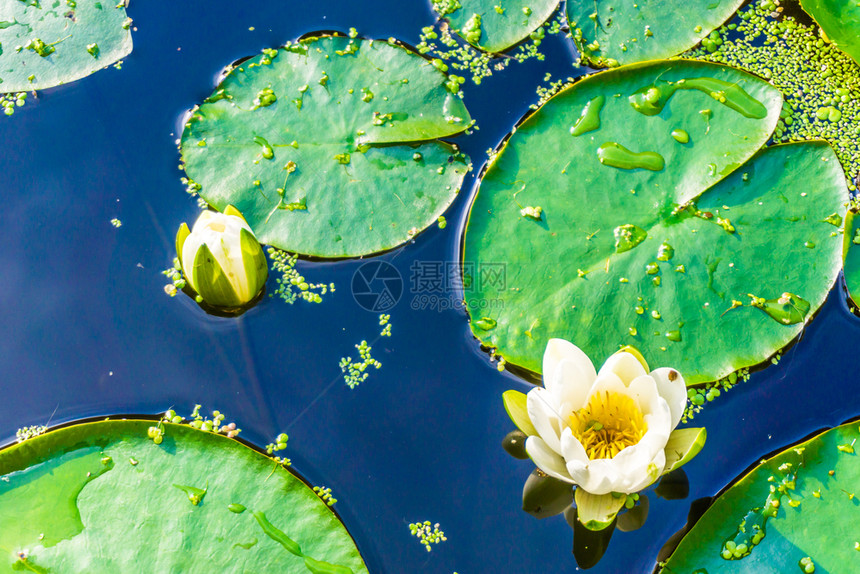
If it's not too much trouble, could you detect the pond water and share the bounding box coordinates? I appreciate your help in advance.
[2,0,860,572]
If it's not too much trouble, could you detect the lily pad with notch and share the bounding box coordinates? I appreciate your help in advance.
[463,59,847,385]
[180,34,472,258]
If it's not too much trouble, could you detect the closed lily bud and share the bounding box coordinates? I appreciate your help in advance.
[175,206,268,308]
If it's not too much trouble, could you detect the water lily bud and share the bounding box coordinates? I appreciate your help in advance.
[175,206,268,309]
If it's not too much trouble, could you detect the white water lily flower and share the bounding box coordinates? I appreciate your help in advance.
[514,339,705,528]
[176,206,268,308]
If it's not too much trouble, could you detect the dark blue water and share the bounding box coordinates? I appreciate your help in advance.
[2,1,860,572]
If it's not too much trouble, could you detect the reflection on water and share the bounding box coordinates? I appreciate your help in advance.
[506,439,691,569]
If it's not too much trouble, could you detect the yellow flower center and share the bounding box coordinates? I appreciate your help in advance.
[569,391,647,460]
[208,222,226,232]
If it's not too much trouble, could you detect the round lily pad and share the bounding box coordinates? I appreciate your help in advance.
[663,419,860,572]
[567,0,744,67]
[463,59,847,385]
[180,34,472,258]
[432,0,559,53]
[0,420,368,573]
[0,0,132,93]
[800,0,860,65]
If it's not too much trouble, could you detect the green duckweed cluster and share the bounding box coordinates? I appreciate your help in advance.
[146,423,165,444]
[15,424,47,442]
[163,405,242,438]
[268,247,335,305]
[621,491,641,510]
[431,0,461,17]
[687,0,860,188]
[313,485,337,506]
[180,176,209,209]
[490,350,507,372]
[379,313,392,337]
[409,520,447,552]
[265,433,291,467]
[416,12,563,86]
[682,367,752,423]
[532,72,576,110]
[161,258,186,298]
[1,91,27,116]
[720,455,800,561]
[339,340,381,389]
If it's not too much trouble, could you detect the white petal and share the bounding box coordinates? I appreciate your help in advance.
[542,339,596,393]
[571,459,622,495]
[627,449,667,493]
[583,371,628,401]
[650,367,688,429]
[526,388,564,454]
[601,446,652,493]
[195,209,217,226]
[560,427,589,467]
[626,425,670,491]
[587,437,665,494]
[547,358,594,411]
[526,436,575,484]
[625,375,661,415]
[643,397,673,438]
[581,417,671,494]
[598,352,648,385]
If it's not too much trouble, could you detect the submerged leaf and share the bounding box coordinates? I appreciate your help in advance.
[522,469,573,519]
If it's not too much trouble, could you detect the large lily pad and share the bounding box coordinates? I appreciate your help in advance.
[0,0,132,93]
[180,35,472,258]
[567,0,744,67]
[800,0,860,65]
[432,0,559,53]
[0,420,367,573]
[662,420,860,572]
[463,59,848,385]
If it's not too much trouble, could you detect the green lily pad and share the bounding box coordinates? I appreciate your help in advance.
[566,0,744,67]
[0,0,132,93]
[463,59,848,385]
[662,420,860,572]
[432,0,559,53]
[0,420,367,573]
[180,34,472,258]
[800,0,860,65]
[844,210,860,308]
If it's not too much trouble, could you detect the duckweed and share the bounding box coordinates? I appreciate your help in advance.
[688,0,860,188]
